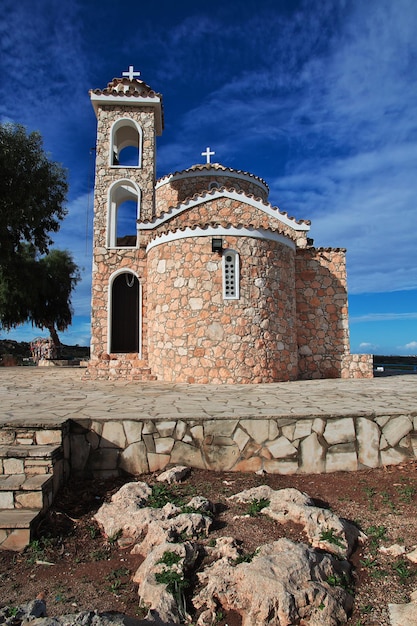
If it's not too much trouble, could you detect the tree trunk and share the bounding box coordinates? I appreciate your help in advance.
[47,324,61,358]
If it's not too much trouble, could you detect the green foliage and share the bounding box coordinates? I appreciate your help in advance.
[364,486,377,510]
[0,122,68,263]
[0,123,78,343]
[155,568,189,593]
[234,548,259,564]
[325,572,353,594]
[25,538,47,564]
[319,528,345,548]
[157,551,182,567]
[87,524,100,539]
[89,548,109,561]
[247,497,270,516]
[5,607,19,618]
[106,567,130,594]
[366,525,387,554]
[396,484,416,504]
[148,484,181,508]
[392,559,414,583]
[107,529,122,545]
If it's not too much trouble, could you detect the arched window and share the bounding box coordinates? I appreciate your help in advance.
[110,118,142,167]
[107,180,140,247]
[223,249,240,299]
[110,272,140,353]
[209,181,220,190]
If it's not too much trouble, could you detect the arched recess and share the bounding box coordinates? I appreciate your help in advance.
[109,271,141,354]
[110,118,142,167]
[107,179,141,247]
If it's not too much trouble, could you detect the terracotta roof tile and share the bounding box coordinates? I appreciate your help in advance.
[156,163,269,191]
[90,77,161,99]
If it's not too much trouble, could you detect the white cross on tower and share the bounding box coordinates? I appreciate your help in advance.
[201,147,215,164]
[122,65,141,81]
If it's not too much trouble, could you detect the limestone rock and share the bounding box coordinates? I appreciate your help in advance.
[94,481,177,540]
[406,547,417,564]
[133,512,212,555]
[229,486,364,558]
[379,544,406,557]
[389,600,417,626]
[193,538,353,626]
[156,465,191,483]
[133,541,199,624]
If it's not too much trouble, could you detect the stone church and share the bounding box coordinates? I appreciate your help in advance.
[85,68,372,383]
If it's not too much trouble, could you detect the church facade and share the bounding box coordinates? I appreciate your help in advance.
[85,69,372,383]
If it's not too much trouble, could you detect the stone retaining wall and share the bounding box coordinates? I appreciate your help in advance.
[69,413,417,478]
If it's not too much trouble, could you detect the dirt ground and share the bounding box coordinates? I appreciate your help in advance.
[1,462,417,626]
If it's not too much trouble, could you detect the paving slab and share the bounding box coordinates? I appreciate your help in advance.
[0,367,416,426]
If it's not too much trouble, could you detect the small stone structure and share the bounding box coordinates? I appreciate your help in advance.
[70,413,417,478]
[86,68,372,383]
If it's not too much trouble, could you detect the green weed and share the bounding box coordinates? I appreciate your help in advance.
[247,498,270,516]
[89,548,109,561]
[319,528,345,549]
[325,573,353,595]
[157,551,182,567]
[397,484,416,504]
[106,567,129,595]
[107,529,122,545]
[381,491,398,513]
[366,525,387,554]
[234,548,259,565]
[364,486,377,510]
[148,484,181,508]
[392,559,414,583]
[87,524,100,539]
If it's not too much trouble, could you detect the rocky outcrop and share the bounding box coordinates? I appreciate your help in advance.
[93,474,361,625]
[194,538,353,626]
[229,485,366,558]
[4,470,368,626]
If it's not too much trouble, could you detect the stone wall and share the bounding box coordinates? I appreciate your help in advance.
[93,104,156,226]
[155,168,269,213]
[147,195,307,247]
[69,413,417,479]
[147,235,298,383]
[296,248,352,379]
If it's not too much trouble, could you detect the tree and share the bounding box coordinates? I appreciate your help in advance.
[0,122,68,266]
[33,249,81,350]
[0,123,79,351]
[0,247,80,352]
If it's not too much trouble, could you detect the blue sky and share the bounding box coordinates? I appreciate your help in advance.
[1,0,416,355]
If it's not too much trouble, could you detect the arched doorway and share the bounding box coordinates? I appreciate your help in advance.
[110,272,140,353]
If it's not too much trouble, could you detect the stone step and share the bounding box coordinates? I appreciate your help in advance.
[0,509,41,551]
[0,444,62,477]
[0,427,62,447]
[0,473,54,511]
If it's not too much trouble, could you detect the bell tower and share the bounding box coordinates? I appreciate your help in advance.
[87,68,163,373]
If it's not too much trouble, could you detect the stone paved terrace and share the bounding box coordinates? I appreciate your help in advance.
[1,367,416,427]
[2,367,416,551]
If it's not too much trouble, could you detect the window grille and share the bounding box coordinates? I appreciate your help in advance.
[223,250,239,299]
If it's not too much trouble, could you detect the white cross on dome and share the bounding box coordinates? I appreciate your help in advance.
[201,147,215,164]
[122,65,141,81]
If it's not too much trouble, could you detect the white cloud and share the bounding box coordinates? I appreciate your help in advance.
[359,342,378,353]
[351,312,417,323]
[404,341,417,350]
